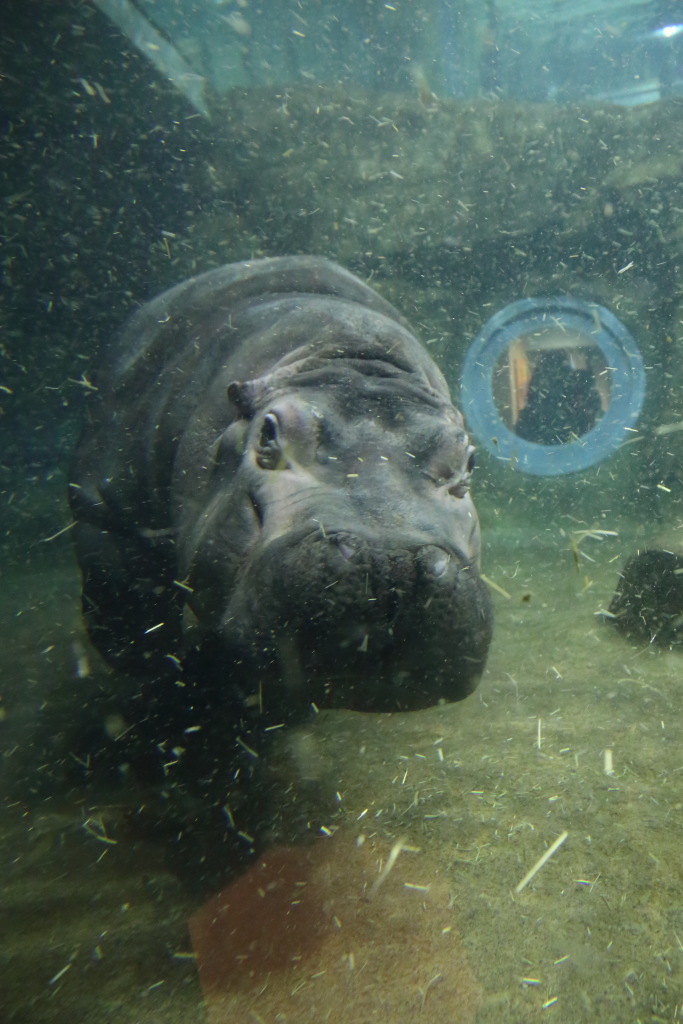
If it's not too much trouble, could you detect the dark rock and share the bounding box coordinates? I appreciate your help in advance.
[607,549,683,646]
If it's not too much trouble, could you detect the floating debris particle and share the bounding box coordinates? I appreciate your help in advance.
[48,962,73,985]
[480,574,511,599]
[515,831,569,893]
[370,839,406,895]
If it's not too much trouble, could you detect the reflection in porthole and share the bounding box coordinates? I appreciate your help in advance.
[461,297,646,476]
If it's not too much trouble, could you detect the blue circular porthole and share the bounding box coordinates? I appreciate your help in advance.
[460,297,646,476]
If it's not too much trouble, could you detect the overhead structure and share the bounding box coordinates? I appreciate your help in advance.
[93,0,209,117]
[91,0,682,109]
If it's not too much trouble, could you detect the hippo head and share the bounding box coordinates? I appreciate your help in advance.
[176,304,492,715]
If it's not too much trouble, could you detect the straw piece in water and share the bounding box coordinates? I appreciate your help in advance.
[515,831,569,893]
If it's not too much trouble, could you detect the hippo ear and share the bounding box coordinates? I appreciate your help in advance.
[227,379,267,419]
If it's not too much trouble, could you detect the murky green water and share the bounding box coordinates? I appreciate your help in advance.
[3,2,683,1021]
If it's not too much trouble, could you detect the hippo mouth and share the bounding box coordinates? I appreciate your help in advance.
[222,527,493,713]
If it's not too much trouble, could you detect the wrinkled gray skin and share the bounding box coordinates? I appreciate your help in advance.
[70,257,492,721]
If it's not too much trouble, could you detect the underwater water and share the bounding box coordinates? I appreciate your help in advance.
[2,1,683,1023]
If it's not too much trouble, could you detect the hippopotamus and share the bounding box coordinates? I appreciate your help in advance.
[69,257,492,821]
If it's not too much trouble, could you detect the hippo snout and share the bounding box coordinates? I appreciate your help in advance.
[326,532,472,595]
[328,530,467,569]
[223,528,492,712]
[332,533,455,578]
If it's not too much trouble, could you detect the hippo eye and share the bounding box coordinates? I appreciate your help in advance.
[256,413,286,470]
[446,446,475,499]
[260,413,279,447]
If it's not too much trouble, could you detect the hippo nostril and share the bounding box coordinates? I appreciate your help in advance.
[419,545,451,579]
[432,556,449,578]
[330,533,358,561]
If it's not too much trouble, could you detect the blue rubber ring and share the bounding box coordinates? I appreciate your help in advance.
[460,297,646,476]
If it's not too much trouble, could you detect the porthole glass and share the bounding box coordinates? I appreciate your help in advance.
[461,297,646,476]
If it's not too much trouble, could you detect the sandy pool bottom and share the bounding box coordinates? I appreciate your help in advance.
[2,513,682,1023]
